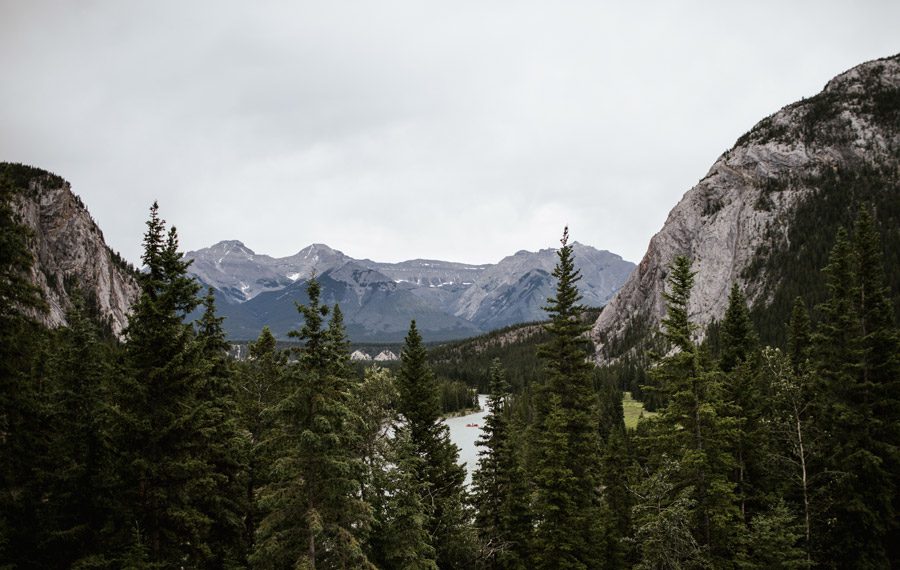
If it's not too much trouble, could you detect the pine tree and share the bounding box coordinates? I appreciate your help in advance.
[598,427,633,568]
[112,203,219,566]
[252,276,373,569]
[719,284,767,522]
[0,170,48,566]
[472,359,529,569]
[195,289,250,567]
[396,320,475,570]
[738,500,809,570]
[719,284,757,374]
[380,430,439,570]
[636,255,741,567]
[38,295,115,567]
[786,298,811,374]
[852,207,900,566]
[811,215,899,568]
[234,326,287,555]
[530,227,605,569]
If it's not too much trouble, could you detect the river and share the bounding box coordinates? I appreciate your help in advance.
[443,394,489,486]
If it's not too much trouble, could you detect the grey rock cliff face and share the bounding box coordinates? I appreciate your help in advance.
[591,54,900,357]
[13,176,140,336]
[453,243,634,330]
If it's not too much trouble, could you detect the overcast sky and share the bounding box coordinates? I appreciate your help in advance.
[1,1,898,265]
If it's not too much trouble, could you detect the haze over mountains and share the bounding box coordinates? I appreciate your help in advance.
[185,240,634,342]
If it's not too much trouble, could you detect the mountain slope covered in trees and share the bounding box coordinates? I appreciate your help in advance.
[593,53,900,357]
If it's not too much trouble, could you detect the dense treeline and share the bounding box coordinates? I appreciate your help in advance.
[2,185,898,568]
[428,308,602,394]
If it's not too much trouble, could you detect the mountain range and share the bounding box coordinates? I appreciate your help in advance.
[4,53,898,352]
[185,240,634,342]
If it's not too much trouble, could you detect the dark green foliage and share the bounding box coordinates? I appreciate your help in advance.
[472,360,529,570]
[253,276,373,569]
[529,228,605,569]
[396,320,475,570]
[439,378,478,414]
[597,428,633,567]
[379,431,438,570]
[719,284,757,373]
[635,256,742,568]
[428,308,602,394]
[0,164,49,567]
[111,203,238,567]
[37,296,116,567]
[718,285,770,523]
[809,209,900,568]
[234,325,288,556]
[786,298,812,372]
[738,501,809,570]
[194,290,250,568]
[757,347,817,566]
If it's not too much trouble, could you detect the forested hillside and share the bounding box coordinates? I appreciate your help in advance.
[1,191,898,568]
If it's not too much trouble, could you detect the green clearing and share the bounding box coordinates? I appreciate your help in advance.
[623,391,655,430]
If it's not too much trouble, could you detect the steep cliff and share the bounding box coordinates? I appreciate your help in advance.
[0,163,140,336]
[592,54,900,357]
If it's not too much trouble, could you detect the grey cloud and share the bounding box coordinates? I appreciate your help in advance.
[1,0,898,265]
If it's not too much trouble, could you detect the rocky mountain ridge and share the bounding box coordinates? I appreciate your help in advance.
[592,53,900,358]
[187,239,634,342]
[1,163,140,336]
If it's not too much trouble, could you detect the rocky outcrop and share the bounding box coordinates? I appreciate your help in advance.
[591,54,900,358]
[3,165,140,336]
[374,350,399,362]
[350,350,372,361]
[452,242,634,330]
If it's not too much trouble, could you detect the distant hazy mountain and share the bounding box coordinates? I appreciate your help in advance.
[186,241,634,342]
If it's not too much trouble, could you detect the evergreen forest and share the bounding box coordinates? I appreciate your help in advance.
[2,190,899,569]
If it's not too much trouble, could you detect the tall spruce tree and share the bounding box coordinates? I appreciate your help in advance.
[636,255,741,567]
[812,217,898,568]
[113,203,225,566]
[252,276,373,569]
[0,169,48,566]
[530,227,605,570]
[719,284,757,374]
[235,325,287,555]
[852,207,900,566]
[38,295,115,568]
[718,284,767,522]
[379,430,439,570]
[396,320,475,570]
[195,289,250,568]
[472,359,528,570]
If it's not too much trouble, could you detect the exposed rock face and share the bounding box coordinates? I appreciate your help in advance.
[453,242,634,330]
[3,165,140,336]
[591,54,900,358]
